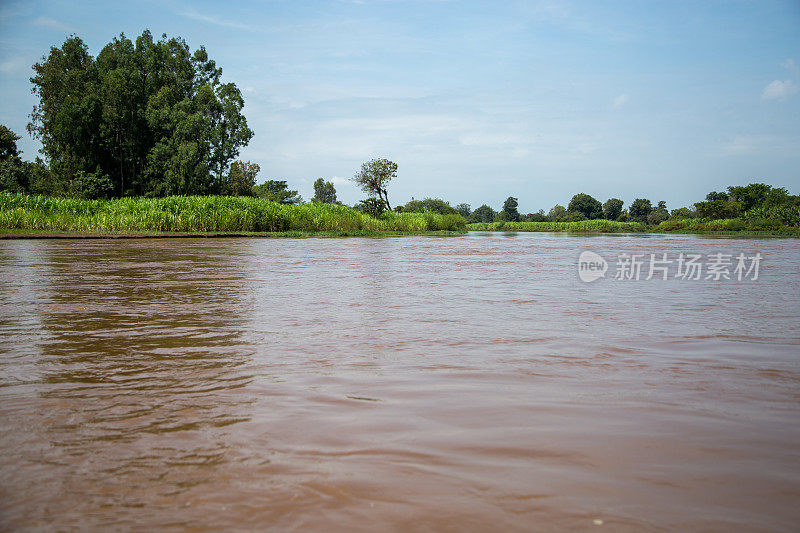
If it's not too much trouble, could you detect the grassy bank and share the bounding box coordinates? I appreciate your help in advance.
[651,217,800,235]
[0,193,466,234]
[467,218,800,236]
[468,220,647,233]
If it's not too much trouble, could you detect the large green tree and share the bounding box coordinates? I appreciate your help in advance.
[602,198,624,220]
[27,31,252,197]
[469,204,496,223]
[500,196,520,221]
[568,193,602,219]
[629,198,652,223]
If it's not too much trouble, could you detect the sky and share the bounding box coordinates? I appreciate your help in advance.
[0,0,798,212]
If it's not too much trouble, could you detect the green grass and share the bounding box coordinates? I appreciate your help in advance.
[468,220,648,233]
[0,193,467,234]
[651,218,800,236]
[467,218,800,236]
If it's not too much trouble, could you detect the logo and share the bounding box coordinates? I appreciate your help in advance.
[578,251,608,282]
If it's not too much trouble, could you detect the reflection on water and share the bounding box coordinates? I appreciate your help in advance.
[1,234,799,531]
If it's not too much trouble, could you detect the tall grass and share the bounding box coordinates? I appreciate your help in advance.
[0,193,466,233]
[468,220,647,233]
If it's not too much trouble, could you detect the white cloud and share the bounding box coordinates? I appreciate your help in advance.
[32,16,74,32]
[611,94,629,109]
[181,10,253,30]
[781,58,798,74]
[761,79,797,101]
[0,59,25,73]
[330,176,353,186]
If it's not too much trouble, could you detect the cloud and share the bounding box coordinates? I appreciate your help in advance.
[611,94,629,109]
[761,79,797,101]
[781,58,798,74]
[181,9,253,30]
[762,59,799,101]
[0,58,25,73]
[32,16,75,32]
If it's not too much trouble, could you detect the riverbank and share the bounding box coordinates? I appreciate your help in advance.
[0,193,466,234]
[0,229,466,239]
[467,219,800,236]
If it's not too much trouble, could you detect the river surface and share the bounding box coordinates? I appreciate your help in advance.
[1,232,799,531]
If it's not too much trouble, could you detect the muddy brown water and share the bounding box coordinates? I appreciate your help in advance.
[1,233,799,531]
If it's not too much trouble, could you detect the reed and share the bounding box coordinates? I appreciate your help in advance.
[0,193,467,234]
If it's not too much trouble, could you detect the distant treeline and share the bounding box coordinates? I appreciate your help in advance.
[397,184,800,229]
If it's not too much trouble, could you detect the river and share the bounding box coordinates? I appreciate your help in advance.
[1,233,798,531]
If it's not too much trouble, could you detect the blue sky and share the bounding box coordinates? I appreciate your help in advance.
[1,0,798,211]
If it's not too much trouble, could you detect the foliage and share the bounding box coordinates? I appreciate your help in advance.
[352,158,396,209]
[0,125,28,193]
[0,159,30,193]
[629,198,652,223]
[312,178,338,203]
[468,220,647,233]
[355,197,388,218]
[568,193,602,219]
[705,191,729,202]
[602,198,624,221]
[500,196,520,222]
[222,161,259,196]
[27,31,252,197]
[670,206,696,219]
[522,210,547,222]
[401,197,458,214]
[0,192,466,233]
[455,203,471,218]
[647,200,669,224]
[548,204,568,221]
[726,183,772,211]
[73,169,113,199]
[0,125,21,161]
[469,204,496,223]
[744,205,800,227]
[694,199,741,219]
[253,180,302,204]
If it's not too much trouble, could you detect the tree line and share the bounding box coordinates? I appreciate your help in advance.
[405,184,799,226]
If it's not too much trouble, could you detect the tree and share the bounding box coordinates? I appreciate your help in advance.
[670,207,696,219]
[0,125,29,192]
[501,196,520,221]
[694,199,741,219]
[469,204,496,223]
[648,200,669,224]
[705,190,729,202]
[548,204,568,221]
[402,198,458,214]
[727,183,771,211]
[28,35,102,191]
[523,210,547,222]
[0,125,21,161]
[568,193,602,219]
[223,160,259,196]
[253,180,302,204]
[28,31,252,197]
[356,197,387,218]
[602,198,624,220]
[629,198,652,223]
[312,178,338,203]
[455,203,471,218]
[352,158,396,209]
